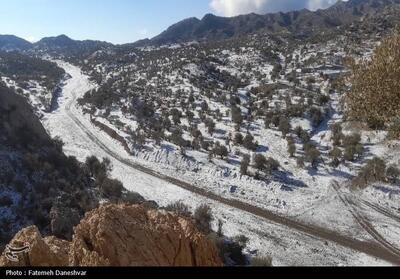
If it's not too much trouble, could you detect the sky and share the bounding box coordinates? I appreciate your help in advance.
[0,0,341,44]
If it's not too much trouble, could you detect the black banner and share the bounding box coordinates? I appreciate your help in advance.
[0,267,398,278]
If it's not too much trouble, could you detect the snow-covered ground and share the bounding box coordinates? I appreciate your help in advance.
[40,61,399,266]
[1,76,51,117]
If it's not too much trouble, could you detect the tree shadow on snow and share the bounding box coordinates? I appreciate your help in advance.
[257,145,269,153]
[273,171,308,190]
[160,143,176,153]
[328,169,354,180]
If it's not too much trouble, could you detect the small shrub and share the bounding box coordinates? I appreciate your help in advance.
[331,123,343,146]
[234,133,244,145]
[243,134,258,151]
[240,155,251,176]
[278,117,291,138]
[288,142,296,157]
[343,133,363,161]
[299,130,311,143]
[329,147,342,167]
[194,205,213,234]
[165,201,192,218]
[212,142,229,159]
[305,145,320,168]
[343,133,361,147]
[100,178,124,200]
[388,118,400,140]
[254,154,267,171]
[297,157,305,168]
[218,238,248,266]
[352,157,387,189]
[386,165,400,184]
[85,156,112,182]
[266,158,280,173]
[122,191,146,205]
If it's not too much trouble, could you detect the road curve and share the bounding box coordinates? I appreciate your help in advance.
[63,71,400,265]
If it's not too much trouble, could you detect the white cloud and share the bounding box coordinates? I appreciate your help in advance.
[307,0,339,11]
[210,0,343,17]
[23,35,37,43]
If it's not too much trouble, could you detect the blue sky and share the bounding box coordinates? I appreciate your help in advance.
[0,0,339,44]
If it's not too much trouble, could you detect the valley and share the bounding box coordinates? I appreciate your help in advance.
[37,57,400,265]
[1,0,400,267]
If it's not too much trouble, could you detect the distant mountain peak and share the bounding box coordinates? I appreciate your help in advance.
[135,0,400,47]
[202,13,218,20]
[0,35,32,51]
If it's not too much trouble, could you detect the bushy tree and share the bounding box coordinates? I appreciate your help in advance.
[287,137,296,157]
[386,165,400,184]
[254,154,267,171]
[231,106,243,126]
[212,142,229,159]
[297,157,305,168]
[309,107,324,127]
[243,133,258,151]
[234,133,244,145]
[266,158,280,174]
[305,145,320,168]
[352,157,387,189]
[85,156,112,182]
[388,118,400,140]
[279,117,291,138]
[240,154,251,176]
[343,133,361,147]
[194,205,213,234]
[122,191,146,205]
[99,178,124,200]
[343,133,363,161]
[345,31,400,130]
[165,202,192,218]
[331,123,343,146]
[329,147,342,167]
[205,118,216,135]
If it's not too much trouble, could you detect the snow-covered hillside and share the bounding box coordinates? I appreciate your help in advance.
[39,61,400,266]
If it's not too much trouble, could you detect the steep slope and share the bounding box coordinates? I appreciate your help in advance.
[0,51,66,116]
[0,84,99,245]
[0,204,223,267]
[0,83,48,142]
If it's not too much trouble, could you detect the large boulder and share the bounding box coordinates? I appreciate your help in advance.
[0,226,69,267]
[0,204,223,267]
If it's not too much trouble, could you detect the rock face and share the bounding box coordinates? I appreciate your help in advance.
[0,204,222,267]
[0,226,70,267]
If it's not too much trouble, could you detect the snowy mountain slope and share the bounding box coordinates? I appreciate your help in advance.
[0,83,100,246]
[39,60,400,266]
[1,0,400,267]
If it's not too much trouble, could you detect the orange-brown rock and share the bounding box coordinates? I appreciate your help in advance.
[0,226,69,267]
[0,204,222,267]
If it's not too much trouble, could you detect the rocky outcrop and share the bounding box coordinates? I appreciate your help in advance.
[0,226,70,267]
[0,204,222,267]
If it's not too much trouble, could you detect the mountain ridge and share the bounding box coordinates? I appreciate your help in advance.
[139,0,400,46]
[1,0,400,51]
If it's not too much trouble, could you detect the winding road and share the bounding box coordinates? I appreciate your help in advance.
[53,62,400,265]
